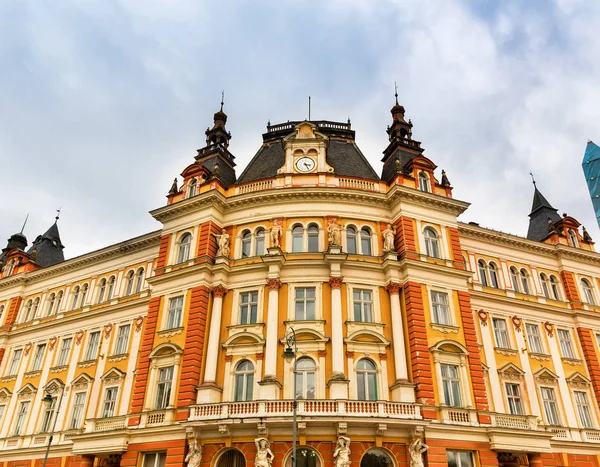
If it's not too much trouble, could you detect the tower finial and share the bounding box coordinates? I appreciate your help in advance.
[20,213,29,234]
[220,90,224,112]
[55,207,61,222]
[394,81,399,105]
[529,171,536,187]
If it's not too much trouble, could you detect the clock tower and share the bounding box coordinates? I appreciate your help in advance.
[277,121,334,176]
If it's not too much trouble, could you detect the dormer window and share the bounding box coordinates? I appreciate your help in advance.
[568,229,579,248]
[188,178,197,198]
[418,172,430,192]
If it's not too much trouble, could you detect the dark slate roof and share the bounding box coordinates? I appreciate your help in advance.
[326,140,379,180]
[381,148,420,183]
[237,142,285,184]
[527,186,562,241]
[199,154,236,187]
[27,222,65,268]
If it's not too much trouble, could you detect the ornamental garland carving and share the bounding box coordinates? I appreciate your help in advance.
[24,343,32,356]
[511,316,522,332]
[134,316,144,332]
[544,321,554,337]
[75,331,84,345]
[48,337,58,351]
[266,278,282,291]
[329,276,344,289]
[477,309,489,326]
[104,323,113,339]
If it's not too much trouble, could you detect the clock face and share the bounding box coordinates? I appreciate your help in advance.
[295,156,316,173]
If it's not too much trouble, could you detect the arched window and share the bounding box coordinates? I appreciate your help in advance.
[107,276,115,300]
[233,360,254,401]
[97,279,107,303]
[135,268,145,293]
[125,271,135,296]
[71,286,80,310]
[510,267,520,292]
[80,284,88,307]
[549,276,560,300]
[286,447,321,467]
[520,269,530,295]
[540,274,550,298]
[292,225,304,253]
[357,359,378,401]
[489,262,499,288]
[0,305,4,321]
[4,260,15,277]
[418,172,430,192]
[47,293,56,316]
[217,450,246,467]
[424,228,440,258]
[346,227,357,254]
[23,300,33,322]
[361,449,394,467]
[307,224,319,252]
[255,229,265,256]
[360,228,372,256]
[188,178,197,198]
[581,279,596,305]
[568,230,578,248]
[177,233,192,263]
[295,357,316,400]
[240,230,252,258]
[55,291,63,313]
[478,260,489,287]
[32,298,40,319]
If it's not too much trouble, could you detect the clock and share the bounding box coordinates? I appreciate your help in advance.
[295,156,316,173]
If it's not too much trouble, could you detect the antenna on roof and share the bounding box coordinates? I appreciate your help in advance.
[20,213,29,234]
[220,91,224,111]
[55,207,61,222]
[394,81,399,105]
[308,96,311,121]
[529,171,536,187]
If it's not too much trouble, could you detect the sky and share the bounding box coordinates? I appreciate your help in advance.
[1,0,600,259]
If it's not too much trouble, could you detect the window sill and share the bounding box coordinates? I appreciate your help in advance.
[494,347,518,356]
[0,375,17,383]
[108,353,129,363]
[50,365,69,373]
[529,352,551,361]
[561,357,583,366]
[77,359,98,368]
[157,327,184,338]
[23,370,42,378]
[430,323,460,334]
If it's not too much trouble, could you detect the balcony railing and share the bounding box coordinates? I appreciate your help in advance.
[489,413,538,430]
[86,415,128,432]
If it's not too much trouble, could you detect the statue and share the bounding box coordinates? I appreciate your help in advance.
[334,436,351,467]
[212,229,230,257]
[185,438,202,467]
[382,224,397,252]
[328,219,343,247]
[409,438,429,467]
[583,226,593,242]
[254,438,274,467]
[547,218,557,234]
[269,219,282,248]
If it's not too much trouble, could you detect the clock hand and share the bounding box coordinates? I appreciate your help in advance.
[304,162,311,170]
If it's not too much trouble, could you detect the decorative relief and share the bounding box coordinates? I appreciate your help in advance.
[477,309,489,326]
[430,323,460,334]
[254,438,274,467]
[544,321,554,337]
[329,276,344,289]
[255,353,264,361]
[345,351,355,358]
[494,347,518,357]
[269,219,282,248]
[77,360,96,369]
[529,353,551,361]
[104,323,113,339]
[75,331,84,345]
[318,350,327,358]
[382,224,397,252]
[0,376,17,383]
[225,355,233,363]
[511,316,522,332]
[385,282,401,295]
[266,278,282,291]
[561,357,583,366]
[158,327,184,339]
[327,219,343,247]
[135,316,144,332]
[212,229,231,257]
[23,370,42,378]
[48,337,58,351]
[24,343,32,356]
[211,285,227,298]
[108,354,129,363]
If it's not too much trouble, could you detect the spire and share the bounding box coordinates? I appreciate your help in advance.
[205,93,231,148]
[526,180,562,241]
[26,216,65,268]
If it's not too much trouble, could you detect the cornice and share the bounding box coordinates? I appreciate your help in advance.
[386,184,470,215]
[150,190,227,223]
[469,289,575,320]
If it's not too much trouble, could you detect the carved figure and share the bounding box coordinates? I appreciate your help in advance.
[382,223,397,252]
[269,219,282,248]
[547,218,557,234]
[409,438,429,467]
[254,438,274,467]
[212,229,230,257]
[328,219,343,247]
[583,226,593,242]
[334,436,351,467]
[185,438,202,467]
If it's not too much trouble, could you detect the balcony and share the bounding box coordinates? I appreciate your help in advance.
[86,415,129,432]
[140,409,175,428]
[490,413,538,430]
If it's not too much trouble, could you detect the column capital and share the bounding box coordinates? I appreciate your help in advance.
[266,278,282,290]
[385,282,401,295]
[211,285,228,298]
[329,276,344,289]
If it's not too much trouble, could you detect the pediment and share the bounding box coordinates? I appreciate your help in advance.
[72,373,93,388]
[566,372,591,387]
[224,332,265,348]
[17,383,37,398]
[0,387,12,400]
[430,340,468,355]
[498,363,525,381]
[44,378,65,393]
[534,367,559,383]
[346,330,389,345]
[283,121,327,142]
[101,367,126,381]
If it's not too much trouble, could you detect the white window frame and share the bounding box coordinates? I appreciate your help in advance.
[155,366,175,409]
[581,278,596,305]
[145,344,182,411]
[505,382,524,415]
[557,328,576,359]
[440,363,462,407]
[540,386,561,426]
[114,324,131,355]
[233,359,255,401]
[31,343,46,372]
[424,227,441,258]
[573,390,594,429]
[175,232,193,264]
[164,295,185,330]
[238,290,260,325]
[431,342,472,408]
[84,331,101,361]
[525,323,544,354]
[69,391,87,429]
[356,358,379,401]
[509,267,520,292]
[351,288,374,323]
[56,337,72,367]
[447,451,474,467]
[13,400,30,436]
[292,286,317,321]
[492,317,511,349]
[418,171,430,192]
[8,348,23,375]
[237,226,269,258]
[40,395,57,432]
[430,290,452,326]
[295,357,317,400]
[288,284,321,321]
[343,223,376,256]
[143,453,167,467]
[102,387,119,418]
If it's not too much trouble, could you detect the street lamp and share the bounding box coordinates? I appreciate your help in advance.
[283,327,298,467]
[42,384,65,467]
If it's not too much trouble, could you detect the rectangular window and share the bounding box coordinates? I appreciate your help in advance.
[493,318,510,349]
[294,287,316,320]
[0,405,5,424]
[353,289,373,322]
[143,453,167,467]
[8,349,22,375]
[541,387,560,425]
[13,401,30,435]
[447,451,474,467]
[57,338,72,366]
[557,329,575,359]
[574,391,594,428]
[166,296,184,329]
[526,324,543,353]
[114,325,131,355]
[505,383,524,415]
[239,291,259,325]
[70,392,87,429]
[441,363,462,407]
[31,344,46,372]
[102,387,118,418]
[431,291,450,325]
[84,331,101,361]
[155,366,174,409]
[40,396,57,432]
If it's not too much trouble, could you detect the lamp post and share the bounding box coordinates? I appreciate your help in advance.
[283,327,298,467]
[42,385,65,467]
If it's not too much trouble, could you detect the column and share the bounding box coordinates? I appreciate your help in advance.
[528,453,544,467]
[328,276,348,399]
[386,283,408,381]
[260,278,282,399]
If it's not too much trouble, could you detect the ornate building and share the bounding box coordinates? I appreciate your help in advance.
[1,98,600,467]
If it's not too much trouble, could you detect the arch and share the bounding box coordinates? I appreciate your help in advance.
[233,359,254,401]
[295,357,317,400]
[284,446,322,467]
[430,339,469,355]
[97,278,107,303]
[125,270,135,296]
[568,229,578,247]
[55,290,64,312]
[23,299,33,322]
[540,273,550,299]
[135,267,145,293]
[519,269,530,295]
[549,275,560,300]
[307,224,319,252]
[478,260,489,287]
[188,178,197,198]
[177,232,192,263]
[149,343,184,359]
[356,358,378,401]
[346,225,358,254]
[488,262,500,288]
[510,266,520,292]
[216,449,246,467]
[424,227,440,258]
[418,171,430,192]
[255,228,266,256]
[240,229,252,258]
[32,297,40,318]
[80,284,88,307]
[360,448,395,467]
[46,293,56,316]
[360,227,372,255]
[581,278,596,305]
[346,329,390,345]
[71,286,81,310]
[106,276,116,301]
[223,332,265,348]
[291,224,304,253]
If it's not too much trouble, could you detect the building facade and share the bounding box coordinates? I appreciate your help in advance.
[1,99,600,467]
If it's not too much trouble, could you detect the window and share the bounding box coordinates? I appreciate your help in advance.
[31,343,46,371]
[70,392,86,429]
[557,329,575,359]
[357,359,378,401]
[13,401,30,435]
[155,366,174,409]
[97,279,107,303]
[0,405,5,424]
[239,291,258,325]
[57,338,72,366]
[361,449,393,467]
[510,267,520,292]
[294,287,316,320]
[23,300,33,322]
[135,268,145,293]
[520,269,530,294]
[441,364,462,406]
[188,178,197,197]
[307,224,319,252]
[424,228,440,258]
[418,172,430,192]
[107,276,115,300]
[505,383,524,415]
[47,293,56,316]
[447,451,474,467]
[166,296,184,329]
[489,263,499,288]
[525,324,543,354]
[346,227,357,254]
[541,274,550,298]
[143,453,167,467]
[32,298,40,319]
[287,447,320,467]
[233,360,254,401]
[292,225,303,253]
[79,284,88,307]
[568,229,578,247]
[125,271,135,296]
[241,230,252,257]
[493,318,510,349]
[431,291,451,325]
[581,279,596,305]
[0,305,3,322]
[360,228,372,255]
[8,349,22,375]
[55,291,63,312]
[177,233,192,263]
[295,357,316,400]
[114,325,130,355]
[574,391,594,428]
[541,387,560,425]
[40,396,57,432]
[550,276,560,300]
[102,387,118,418]
[478,260,488,286]
[71,286,80,310]
[84,331,101,361]
[353,289,373,322]
[255,229,265,256]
